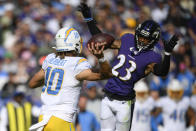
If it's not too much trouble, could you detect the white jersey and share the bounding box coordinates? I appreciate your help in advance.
[190,95,196,112]
[131,97,155,131]
[156,96,190,131]
[40,53,91,122]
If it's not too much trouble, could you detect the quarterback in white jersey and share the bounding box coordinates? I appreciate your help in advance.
[156,79,195,131]
[28,27,111,131]
[131,80,154,131]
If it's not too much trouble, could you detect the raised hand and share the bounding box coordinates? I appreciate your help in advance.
[163,34,179,53]
[78,3,92,20]
[88,42,105,59]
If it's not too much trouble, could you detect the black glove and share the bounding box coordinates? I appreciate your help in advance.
[78,3,92,20]
[163,34,179,53]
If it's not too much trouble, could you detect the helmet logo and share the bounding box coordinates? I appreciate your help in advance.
[74,32,80,39]
[152,31,159,39]
[64,28,75,42]
[141,30,150,37]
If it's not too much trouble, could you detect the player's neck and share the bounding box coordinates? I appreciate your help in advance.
[56,51,77,59]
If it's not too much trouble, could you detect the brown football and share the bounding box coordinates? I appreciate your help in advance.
[87,33,115,49]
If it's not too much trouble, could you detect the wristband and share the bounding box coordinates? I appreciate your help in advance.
[84,18,93,22]
[164,52,171,56]
[98,57,106,63]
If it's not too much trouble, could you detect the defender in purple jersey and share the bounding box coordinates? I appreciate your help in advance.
[79,3,179,131]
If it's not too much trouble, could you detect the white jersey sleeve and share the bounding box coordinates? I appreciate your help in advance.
[74,58,91,75]
[42,53,54,71]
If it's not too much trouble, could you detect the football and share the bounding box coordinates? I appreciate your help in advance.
[87,33,115,50]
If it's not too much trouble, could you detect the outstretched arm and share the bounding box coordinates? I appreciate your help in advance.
[78,3,102,35]
[78,3,121,49]
[29,69,45,88]
[145,35,179,76]
[75,42,112,81]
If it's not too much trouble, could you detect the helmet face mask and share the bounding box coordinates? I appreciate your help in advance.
[167,79,184,102]
[135,20,160,52]
[134,80,149,103]
[137,36,151,48]
[136,91,149,103]
[168,89,184,102]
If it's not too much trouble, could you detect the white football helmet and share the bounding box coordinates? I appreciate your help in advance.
[134,80,149,102]
[53,27,82,53]
[167,79,184,101]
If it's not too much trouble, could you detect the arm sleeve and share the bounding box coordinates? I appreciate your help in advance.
[153,55,171,77]
[41,53,54,71]
[75,59,92,75]
[42,59,47,71]
[86,20,102,35]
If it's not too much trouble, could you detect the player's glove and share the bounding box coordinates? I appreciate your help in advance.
[78,3,93,22]
[163,34,179,54]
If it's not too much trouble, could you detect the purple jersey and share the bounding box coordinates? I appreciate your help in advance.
[104,33,162,97]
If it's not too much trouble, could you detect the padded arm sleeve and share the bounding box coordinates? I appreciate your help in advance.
[86,20,102,35]
[153,55,170,76]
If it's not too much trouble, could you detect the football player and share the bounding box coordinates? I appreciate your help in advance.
[79,3,179,131]
[190,80,196,112]
[156,79,195,131]
[131,80,155,131]
[28,27,111,131]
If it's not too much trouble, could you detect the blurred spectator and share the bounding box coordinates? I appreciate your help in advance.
[166,0,191,27]
[188,6,196,66]
[0,0,195,130]
[188,6,196,44]
[78,95,100,131]
[86,82,101,121]
[1,52,17,74]
[0,87,40,131]
[180,0,195,13]
[1,72,17,100]
[176,62,195,96]
[151,0,168,24]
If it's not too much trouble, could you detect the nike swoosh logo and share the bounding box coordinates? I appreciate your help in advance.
[130,47,134,51]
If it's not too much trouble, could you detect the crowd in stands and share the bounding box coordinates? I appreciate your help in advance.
[0,0,195,131]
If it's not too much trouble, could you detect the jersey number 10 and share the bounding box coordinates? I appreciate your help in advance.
[42,67,65,95]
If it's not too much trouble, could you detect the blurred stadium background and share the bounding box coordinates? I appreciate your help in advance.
[0,0,195,131]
